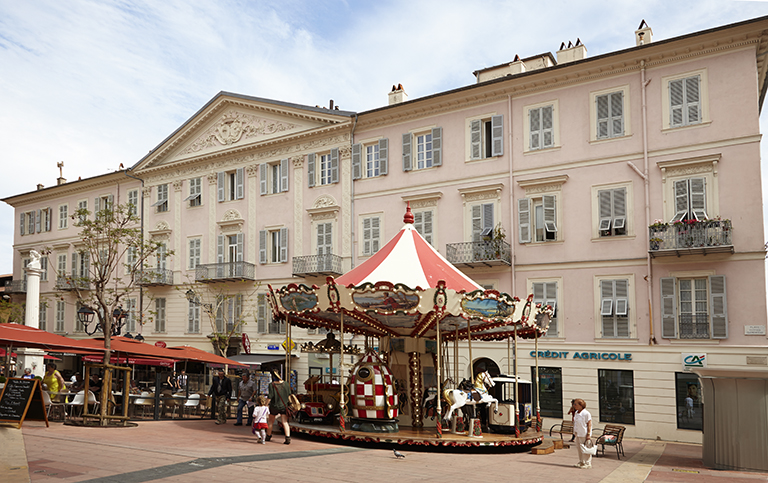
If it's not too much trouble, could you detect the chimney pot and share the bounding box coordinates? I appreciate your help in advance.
[37,184,44,190]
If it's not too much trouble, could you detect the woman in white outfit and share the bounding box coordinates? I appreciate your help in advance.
[573,398,592,469]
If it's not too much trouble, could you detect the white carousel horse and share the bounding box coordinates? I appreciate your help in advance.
[442,371,498,420]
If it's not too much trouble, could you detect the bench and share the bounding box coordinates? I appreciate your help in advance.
[595,424,626,459]
[548,420,574,441]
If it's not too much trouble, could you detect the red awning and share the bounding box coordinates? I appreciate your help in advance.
[0,323,105,354]
[82,355,175,367]
[165,346,247,367]
[0,348,17,358]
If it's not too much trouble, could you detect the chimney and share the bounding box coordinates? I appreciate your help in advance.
[556,38,587,64]
[37,184,44,190]
[635,20,652,46]
[388,84,408,105]
[329,99,334,110]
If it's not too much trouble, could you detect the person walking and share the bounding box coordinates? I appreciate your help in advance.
[567,399,577,442]
[43,363,66,401]
[266,371,293,444]
[573,398,593,469]
[251,395,270,444]
[208,371,233,425]
[177,370,188,391]
[234,372,256,426]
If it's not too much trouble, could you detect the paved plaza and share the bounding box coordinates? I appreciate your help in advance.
[1,420,767,483]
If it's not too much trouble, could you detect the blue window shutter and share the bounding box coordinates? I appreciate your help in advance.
[352,143,361,180]
[660,277,677,338]
[518,198,531,243]
[280,158,289,192]
[20,213,25,236]
[279,227,288,262]
[236,233,244,262]
[217,172,225,201]
[470,120,482,160]
[330,148,339,184]
[491,115,503,156]
[259,164,267,195]
[379,138,388,175]
[307,154,316,188]
[431,127,442,166]
[402,133,412,171]
[259,230,267,264]
[236,168,244,199]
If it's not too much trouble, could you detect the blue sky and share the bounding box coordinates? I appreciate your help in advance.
[2,0,768,274]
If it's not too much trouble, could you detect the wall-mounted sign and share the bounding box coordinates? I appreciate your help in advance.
[154,341,166,348]
[529,350,632,361]
[267,345,280,350]
[682,353,706,372]
[242,333,251,354]
[745,325,767,336]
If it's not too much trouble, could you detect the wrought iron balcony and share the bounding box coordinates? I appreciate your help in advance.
[292,254,343,277]
[446,240,512,267]
[678,313,711,339]
[649,219,733,257]
[195,262,256,283]
[55,276,90,291]
[3,279,26,293]
[135,268,174,286]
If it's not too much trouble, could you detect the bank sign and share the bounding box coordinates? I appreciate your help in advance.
[529,350,632,361]
[682,353,707,372]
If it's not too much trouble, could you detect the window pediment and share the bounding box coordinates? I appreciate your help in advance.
[307,195,339,221]
[657,154,719,183]
[149,221,172,241]
[517,175,568,195]
[217,209,244,233]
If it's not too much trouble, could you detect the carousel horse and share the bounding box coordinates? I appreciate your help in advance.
[442,371,498,421]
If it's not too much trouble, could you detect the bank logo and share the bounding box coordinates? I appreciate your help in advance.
[682,353,707,370]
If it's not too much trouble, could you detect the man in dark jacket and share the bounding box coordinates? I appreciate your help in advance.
[208,371,233,425]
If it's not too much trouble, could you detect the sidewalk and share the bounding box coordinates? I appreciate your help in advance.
[1,420,766,483]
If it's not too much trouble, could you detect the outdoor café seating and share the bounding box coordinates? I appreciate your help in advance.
[133,391,154,418]
[65,390,99,419]
[182,393,201,418]
[43,390,66,420]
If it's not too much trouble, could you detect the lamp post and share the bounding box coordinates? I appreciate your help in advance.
[78,304,128,336]
[185,288,214,315]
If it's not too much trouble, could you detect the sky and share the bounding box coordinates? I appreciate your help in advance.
[2,0,768,275]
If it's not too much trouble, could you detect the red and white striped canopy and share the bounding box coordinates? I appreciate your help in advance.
[336,213,482,293]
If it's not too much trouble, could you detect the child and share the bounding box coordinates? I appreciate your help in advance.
[252,396,270,444]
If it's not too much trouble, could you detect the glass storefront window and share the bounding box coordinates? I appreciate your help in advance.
[598,369,635,424]
[531,366,563,418]
[675,372,703,430]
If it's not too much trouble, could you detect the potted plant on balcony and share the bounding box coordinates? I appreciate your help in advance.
[492,223,507,260]
[648,220,668,249]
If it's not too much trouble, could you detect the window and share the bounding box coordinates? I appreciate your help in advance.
[55,300,65,333]
[531,366,563,418]
[20,211,35,236]
[152,184,168,212]
[600,279,630,338]
[154,298,166,333]
[413,210,433,245]
[40,208,52,232]
[78,200,88,222]
[185,178,202,207]
[317,222,333,270]
[361,216,381,256]
[216,294,242,333]
[156,244,167,271]
[94,194,113,220]
[661,275,727,339]
[39,304,47,331]
[532,281,559,337]
[471,203,494,242]
[675,372,703,431]
[518,195,557,243]
[218,168,245,201]
[189,238,201,269]
[308,150,338,187]
[529,105,553,150]
[598,188,627,237]
[126,247,137,275]
[75,302,85,333]
[257,293,285,334]
[188,298,201,333]
[402,127,442,171]
[469,115,503,160]
[128,189,138,216]
[670,75,701,127]
[598,369,635,425]
[596,91,624,139]
[260,161,288,194]
[40,256,48,282]
[58,204,68,229]
[57,254,67,281]
[125,298,137,334]
[352,140,389,179]
[672,178,707,222]
[72,251,89,279]
[259,228,287,264]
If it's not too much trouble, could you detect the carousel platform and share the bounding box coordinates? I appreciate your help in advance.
[289,421,543,449]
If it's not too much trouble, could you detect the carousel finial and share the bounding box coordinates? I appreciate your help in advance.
[404,201,414,224]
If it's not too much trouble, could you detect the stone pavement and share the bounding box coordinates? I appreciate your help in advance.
[1,420,766,483]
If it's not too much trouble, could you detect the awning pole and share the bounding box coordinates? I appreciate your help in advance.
[339,311,345,432]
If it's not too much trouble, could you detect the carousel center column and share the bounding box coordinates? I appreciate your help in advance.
[408,339,423,428]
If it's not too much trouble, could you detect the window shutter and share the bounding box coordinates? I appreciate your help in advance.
[188,239,195,269]
[402,133,412,171]
[352,143,362,180]
[279,227,288,262]
[236,233,244,262]
[363,218,371,255]
[371,217,380,253]
[483,203,494,233]
[422,211,433,244]
[257,294,267,333]
[673,180,689,222]
[518,198,531,243]
[45,208,51,231]
[307,153,316,187]
[82,252,89,278]
[709,275,727,339]
[71,252,78,277]
[470,120,482,160]
[94,197,101,219]
[491,115,503,156]
[472,204,482,242]
[280,158,289,192]
[236,167,244,199]
[596,94,609,139]
[611,92,624,136]
[600,280,614,316]
[259,164,267,195]
[330,148,339,184]
[615,279,629,316]
[317,223,325,255]
[529,108,540,150]
[598,189,612,231]
[613,188,626,230]
[543,195,557,233]
[660,277,678,338]
[689,178,707,220]
[218,172,226,201]
[670,79,684,127]
[686,75,700,125]
[259,230,267,264]
[217,235,224,264]
[215,295,224,333]
[542,106,553,147]
[379,138,388,175]
[431,127,442,166]
[188,301,197,333]
[20,213,25,236]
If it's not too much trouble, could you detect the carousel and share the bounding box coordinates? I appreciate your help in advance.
[268,205,553,448]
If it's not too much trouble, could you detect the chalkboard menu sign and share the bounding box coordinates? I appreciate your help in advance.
[0,377,49,428]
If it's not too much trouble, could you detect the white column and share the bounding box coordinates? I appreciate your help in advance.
[19,250,45,377]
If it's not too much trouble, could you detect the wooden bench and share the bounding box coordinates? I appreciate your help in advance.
[548,420,574,441]
[595,424,626,459]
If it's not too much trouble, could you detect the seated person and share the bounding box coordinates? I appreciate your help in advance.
[70,373,86,393]
[89,373,102,395]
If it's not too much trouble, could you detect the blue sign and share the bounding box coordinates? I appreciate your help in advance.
[267,345,280,350]
[530,350,632,361]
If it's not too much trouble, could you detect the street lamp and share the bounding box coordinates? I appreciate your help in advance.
[77,304,128,336]
[77,305,98,335]
[111,306,128,336]
[185,288,214,315]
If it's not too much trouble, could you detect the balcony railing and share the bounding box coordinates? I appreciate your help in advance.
[678,313,710,339]
[292,254,343,277]
[55,276,90,291]
[446,240,512,267]
[3,280,26,293]
[195,262,256,283]
[649,219,733,257]
[136,268,174,286]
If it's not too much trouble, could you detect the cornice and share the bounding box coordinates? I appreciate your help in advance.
[2,172,132,207]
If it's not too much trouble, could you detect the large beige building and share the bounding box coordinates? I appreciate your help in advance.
[5,17,768,443]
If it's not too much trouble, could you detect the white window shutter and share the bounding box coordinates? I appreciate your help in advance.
[483,203,494,232]
[518,198,531,243]
[371,217,380,253]
[259,164,267,195]
[689,178,707,220]
[686,75,701,125]
[470,120,482,160]
[596,94,609,139]
[543,194,557,233]
[402,133,412,171]
[94,197,100,218]
[378,138,389,175]
[71,252,77,277]
[615,279,628,316]
[613,188,626,230]
[670,79,684,127]
[709,275,727,339]
[218,172,226,201]
[491,115,503,156]
[529,108,540,150]
[257,294,267,333]
[600,280,614,316]
[330,148,339,184]
[362,217,371,255]
[422,210,433,244]
[259,230,267,264]
[673,179,690,222]
[542,106,553,147]
[431,127,442,166]
[188,239,195,269]
[307,154,316,187]
[20,213,25,236]
[236,167,244,199]
[236,233,244,262]
[352,143,362,180]
[317,223,325,255]
[217,235,224,264]
[598,189,612,231]
[279,227,288,262]
[545,282,558,335]
[660,277,678,338]
[280,158,289,192]
[611,92,624,136]
[471,204,483,242]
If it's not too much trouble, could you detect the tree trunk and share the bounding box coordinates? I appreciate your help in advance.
[99,318,112,426]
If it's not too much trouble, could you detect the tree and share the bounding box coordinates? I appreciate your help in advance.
[47,200,170,425]
[0,297,24,324]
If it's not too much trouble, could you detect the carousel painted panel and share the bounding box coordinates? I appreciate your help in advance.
[351,283,421,314]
